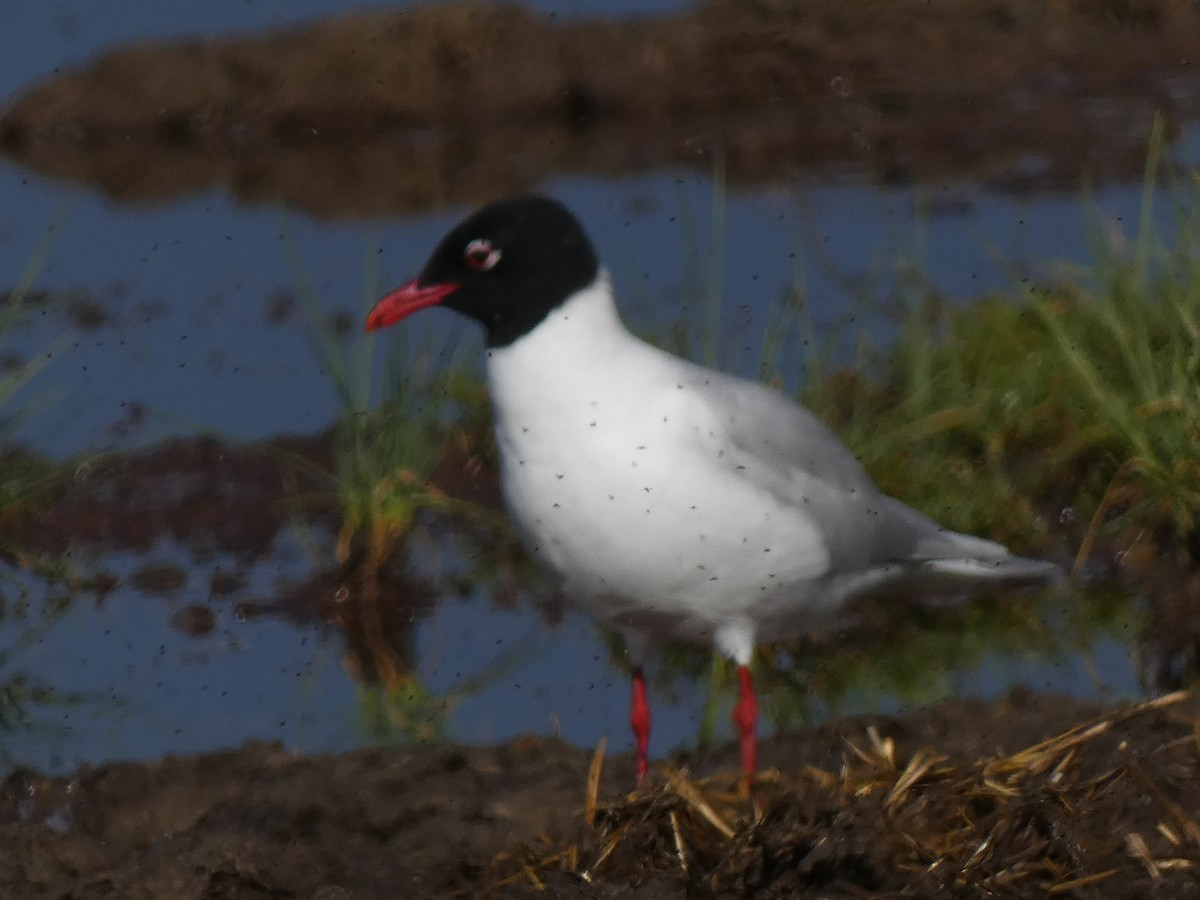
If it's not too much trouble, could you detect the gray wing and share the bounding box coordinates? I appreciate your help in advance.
[684,368,1060,585]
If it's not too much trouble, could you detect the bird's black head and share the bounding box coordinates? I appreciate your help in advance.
[366,195,600,348]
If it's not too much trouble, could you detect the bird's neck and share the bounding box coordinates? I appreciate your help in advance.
[484,270,641,403]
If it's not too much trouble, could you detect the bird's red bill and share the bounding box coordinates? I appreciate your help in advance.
[364,279,460,331]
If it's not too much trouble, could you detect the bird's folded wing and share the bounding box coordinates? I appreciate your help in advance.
[684,369,1060,582]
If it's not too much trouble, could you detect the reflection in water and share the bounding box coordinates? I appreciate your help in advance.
[0,581,114,768]
[5,2,1200,215]
[0,495,1150,776]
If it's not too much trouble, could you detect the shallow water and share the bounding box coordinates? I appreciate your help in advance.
[5,167,1193,457]
[1,531,1144,776]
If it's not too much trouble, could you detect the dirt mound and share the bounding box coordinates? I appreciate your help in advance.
[3,690,1197,898]
[3,0,1200,215]
[525,691,1200,898]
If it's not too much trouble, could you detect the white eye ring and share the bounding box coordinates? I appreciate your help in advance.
[465,238,502,271]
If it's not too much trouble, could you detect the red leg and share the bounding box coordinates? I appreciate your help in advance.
[732,664,758,775]
[630,666,651,784]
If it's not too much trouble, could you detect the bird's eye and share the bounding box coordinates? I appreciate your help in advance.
[464,238,502,271]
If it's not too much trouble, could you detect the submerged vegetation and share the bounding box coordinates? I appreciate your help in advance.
[0,213,75,564]
[0,582,100,754]
[0,212,103,750]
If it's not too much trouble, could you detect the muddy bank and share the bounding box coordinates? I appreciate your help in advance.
[2,690,1197,898]
[4,0,1200,216]
[0,427,499,561]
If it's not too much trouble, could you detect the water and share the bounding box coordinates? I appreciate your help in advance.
[1,534,1143,775]
[1,170,1178,457]
[0,1,1171,775]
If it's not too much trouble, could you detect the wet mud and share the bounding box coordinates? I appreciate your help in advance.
[3,0,1200,216]
[0,428,499,561]
[3,691,1198,898]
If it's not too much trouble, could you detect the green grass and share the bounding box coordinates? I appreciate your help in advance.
[1027,125,1200,555]
[0,213,77,555]
[748,120,1200,717]
[282,229,501,573]
[0,208,118,747]
[634,120,1200,561]
[792,119,1200,562]
[285,229,511,711]
[0,217,67,422]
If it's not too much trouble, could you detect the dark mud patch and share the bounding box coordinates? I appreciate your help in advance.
[544,692,1200,898]
[4,0,1200,216]
[2,691,1197,898]
[0,429,500,561]
[0,435,336,561]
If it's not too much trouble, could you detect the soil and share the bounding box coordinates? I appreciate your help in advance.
[4,0,1200,216]
[2,690,1198,899]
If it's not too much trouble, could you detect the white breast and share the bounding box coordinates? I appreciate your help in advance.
[484,275,833,644]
